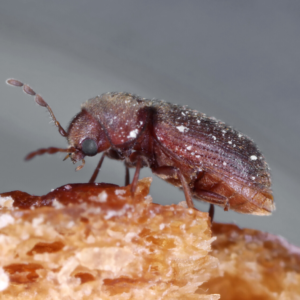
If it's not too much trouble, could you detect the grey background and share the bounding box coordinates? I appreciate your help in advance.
[1,1,299,245]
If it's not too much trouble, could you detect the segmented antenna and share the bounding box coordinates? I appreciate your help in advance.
[25,146,76,161]
[6,78,67,137]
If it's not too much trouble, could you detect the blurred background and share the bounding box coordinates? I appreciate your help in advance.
[1,1,299,245]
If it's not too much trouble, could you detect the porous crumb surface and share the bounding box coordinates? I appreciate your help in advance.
[202,223,300,300]
[2,179,299,299]
[0,178,219,300]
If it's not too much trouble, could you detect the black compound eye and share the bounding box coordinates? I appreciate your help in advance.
[81,138,98,156]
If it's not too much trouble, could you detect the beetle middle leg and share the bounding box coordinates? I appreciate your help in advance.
[125,152,150,196]
[152,166,194,209]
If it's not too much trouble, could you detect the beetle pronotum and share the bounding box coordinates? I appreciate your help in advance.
[6,79,275,220]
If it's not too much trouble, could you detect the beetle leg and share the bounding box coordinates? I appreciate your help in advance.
[89,152,106,183]
[131,156,142,196]
[194,171,230,213]
[194,189,229,211]
[125,166,130,186]
[177,170,194,209]
[208,204,214,222]
[152,166,194,209]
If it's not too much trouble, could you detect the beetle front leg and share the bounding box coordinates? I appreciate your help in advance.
[89,152,107,183]
[152,166,194,209]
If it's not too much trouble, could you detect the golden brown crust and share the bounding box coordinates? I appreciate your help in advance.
[0,178,219,300]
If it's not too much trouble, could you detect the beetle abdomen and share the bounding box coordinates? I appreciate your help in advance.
[193,170,274,215]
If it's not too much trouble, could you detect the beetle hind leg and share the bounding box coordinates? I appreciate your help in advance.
[125,166,130,186]
[208,204,214,222]
[194,188,229,211]
[193,171,230,212]
[152,166,194,209]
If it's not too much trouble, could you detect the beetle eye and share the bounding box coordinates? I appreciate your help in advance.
[81,138,98,156]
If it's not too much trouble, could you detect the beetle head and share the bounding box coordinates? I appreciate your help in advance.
[6,79,110,171]
[66,109,110,169]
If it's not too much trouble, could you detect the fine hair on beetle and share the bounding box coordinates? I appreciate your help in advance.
[6,78,275,221]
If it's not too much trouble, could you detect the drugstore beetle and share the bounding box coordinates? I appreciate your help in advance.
[6,79,274,219]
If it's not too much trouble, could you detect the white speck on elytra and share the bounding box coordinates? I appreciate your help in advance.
[127,129,139,138]
[187,146,192,150]
[223,162,227,166]
[212,136,216,140]
[228,141,232,144]
[251,176,256,180]
[176,125,189,133]
[250,155,257,161]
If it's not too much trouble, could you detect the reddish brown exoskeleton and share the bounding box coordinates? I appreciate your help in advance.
[6,79,274,219]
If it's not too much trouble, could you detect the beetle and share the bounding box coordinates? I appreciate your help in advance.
[6,78,274,219]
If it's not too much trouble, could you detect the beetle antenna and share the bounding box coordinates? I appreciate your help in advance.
[25,147,76,161]
[6,78,68,137]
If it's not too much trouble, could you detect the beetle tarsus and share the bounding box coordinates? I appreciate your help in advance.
[131,157,142,196]
[125,166,130,186]
[209,204,215,222]
[224,201,230,211]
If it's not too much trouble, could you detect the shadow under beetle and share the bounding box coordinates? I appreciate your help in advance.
[6,79,275,219]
